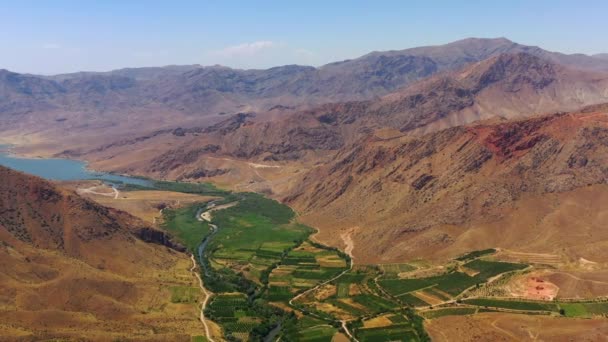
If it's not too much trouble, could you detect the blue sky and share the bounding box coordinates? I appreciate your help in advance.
[1,0,606,74]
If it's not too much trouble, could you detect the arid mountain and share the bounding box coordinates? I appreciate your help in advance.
[3,37,608,152]
[0,166,205,341]
[68,52,608,186]
[593,53,608,61]
[386,37,608,72]
[47,64,203,81]
[286,105,608,263]
[297,52,608,138]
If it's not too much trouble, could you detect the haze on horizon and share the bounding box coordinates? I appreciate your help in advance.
[1,0,607,75]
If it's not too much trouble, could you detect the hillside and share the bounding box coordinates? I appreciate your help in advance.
[286,106,608,263]
[3,38,608,156]
[65,53,608,191]
[0,166,205,341]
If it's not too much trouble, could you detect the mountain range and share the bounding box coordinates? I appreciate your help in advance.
[2,38,608,141]
[2,37,608,264]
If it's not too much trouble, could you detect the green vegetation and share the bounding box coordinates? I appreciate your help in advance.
[560,302,608,317]
[352,294,399,313]
[356,323,420,342]
[294,325,337,342]
[205,294,284,340]
[191,191,347,341]
[464,298,559,312]
[463,259,527,279]
[282,315,338,341]
[265,241,347,302]
[381,263,416,276]
[379,278,434,296]
[337,282,350,298]
[155,181,546,341]
[398,293,430,307]
[380,260,527,298]
[162,205,211,252]
[455,249,497,261]
[123,179,231,197]
[421,307,477,319]
[169,286,199,303]
[204,194,312,292]
[191,336,207,342]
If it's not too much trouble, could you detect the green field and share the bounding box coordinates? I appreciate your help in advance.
[265,241,347,302]
[463,259,527,280]
[356,323,419,342]
[156,183,547,341]
[560,302,608,317]
[379,278,434,296]
[169,286,199,303]
[464,298,559,312]
[455,249,497,261]
[162,204,211,252]
[208,193,313,287]
[124,179,231,197]
[205,294,257,337]
[421,307,477,319]
[337,282,350,298]
[296,325,337,342]
[398,293,430,307]
[380,260,527,298]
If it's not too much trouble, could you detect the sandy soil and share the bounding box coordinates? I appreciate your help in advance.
[505,272,560,300]
[425,312,608,342]
[68,181,216,223]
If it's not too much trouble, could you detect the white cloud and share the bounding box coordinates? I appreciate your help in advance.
[42,43,61,49]
[294,48,315,58]
[213,41,276,58]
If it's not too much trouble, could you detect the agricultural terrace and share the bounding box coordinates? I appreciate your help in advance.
[206,193,313,286]
[295,265,401,321]
[378,259,527,306]
[349,311,427,342]
[266,241,348,302]
[157,180,580,341]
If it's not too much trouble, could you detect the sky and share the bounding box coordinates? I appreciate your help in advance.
[1,0,607,74]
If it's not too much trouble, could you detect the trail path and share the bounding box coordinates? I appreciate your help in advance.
[190,254,215,342]
[197,201,239,222]
[77,185,120,199]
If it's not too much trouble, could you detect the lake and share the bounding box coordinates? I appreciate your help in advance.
[0,148,151,187]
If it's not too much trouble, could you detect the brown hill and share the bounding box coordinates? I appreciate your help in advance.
[68,53,608,189]
[0,166,205,341]
[3,38,608,157]
[301,52,608,137]
[286,106,608,264]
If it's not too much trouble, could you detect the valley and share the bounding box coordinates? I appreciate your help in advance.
[48,169,608,340]
[2,31,608,341]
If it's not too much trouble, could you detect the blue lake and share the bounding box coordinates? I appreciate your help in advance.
[0,148,151,187]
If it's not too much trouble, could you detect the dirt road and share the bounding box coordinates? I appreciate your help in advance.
[190,254,215,342]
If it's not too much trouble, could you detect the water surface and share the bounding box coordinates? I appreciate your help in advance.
[0,150,151,186]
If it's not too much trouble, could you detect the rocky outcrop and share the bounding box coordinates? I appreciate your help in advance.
[134,227,186,252]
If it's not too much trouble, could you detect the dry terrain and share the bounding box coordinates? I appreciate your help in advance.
[288,108,608,264]
[64,180,216,223]
[425,312,608,341]
[0,167,206,341]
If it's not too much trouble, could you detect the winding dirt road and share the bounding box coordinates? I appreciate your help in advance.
[190,254,215,342]
[77,185,120,199]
